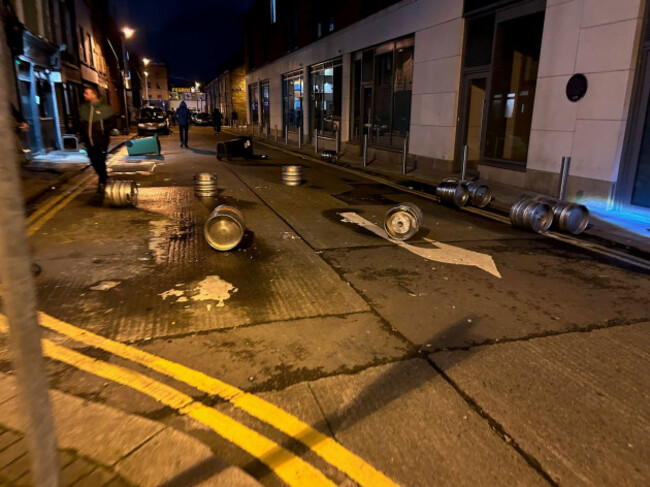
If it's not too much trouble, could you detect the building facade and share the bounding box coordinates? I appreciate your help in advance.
[143,61,169,108]
[205,57,248,125]
[8,0,127,155]
[243,0,650,211]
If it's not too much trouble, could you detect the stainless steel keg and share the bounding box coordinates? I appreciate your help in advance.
[384,202,423,241]
[204,205,246,251]
[282,165,302,186]
[105,180,138,207]
[194,172,218,198]
[436,180,470,207]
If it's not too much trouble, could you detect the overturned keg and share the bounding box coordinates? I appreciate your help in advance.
[532,196,590,235]
[204,205,246,251]
[436,180,470,207]
[465,181,492,208]
[282,165,302,186]
[105,180,138,207]
[321,150,338,162]
[384,202,423,241]
[509,198,554,233]
[194,172,218,198]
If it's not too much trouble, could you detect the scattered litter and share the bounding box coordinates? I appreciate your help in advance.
[90,281,120,291]
[184,305,190,308]
[552,316,560,321]
[175,283,184,287]
[248,376,255,382]
[207,304,212,311]
[467,319,472,323]
[138,257,149,261]
[159,289,184,300]
[143,337,152,341]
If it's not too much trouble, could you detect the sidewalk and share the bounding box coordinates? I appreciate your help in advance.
[228,128,650,258]
[0,373,260,486]
[20,136,132,206]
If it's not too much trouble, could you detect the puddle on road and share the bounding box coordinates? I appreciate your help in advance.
[159,275,238,308]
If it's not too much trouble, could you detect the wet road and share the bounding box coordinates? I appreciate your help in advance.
[4,127,649,486]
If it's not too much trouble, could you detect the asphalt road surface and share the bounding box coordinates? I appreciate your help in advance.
[4,127,649,486]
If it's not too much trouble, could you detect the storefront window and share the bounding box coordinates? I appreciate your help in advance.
[248,83,259,124]
[310,58,342,137]
[351,36,414,148]
[484,12,544,164]
[283,70,303,131]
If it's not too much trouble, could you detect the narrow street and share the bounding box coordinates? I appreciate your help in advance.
[2,127,648,486]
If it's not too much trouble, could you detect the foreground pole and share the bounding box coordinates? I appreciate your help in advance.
[0,21,59,487]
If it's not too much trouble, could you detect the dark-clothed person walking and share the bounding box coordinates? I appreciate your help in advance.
[212,109,223,134]
[176,101,190,147]
[231,109,238,128]
[79,86,114,193]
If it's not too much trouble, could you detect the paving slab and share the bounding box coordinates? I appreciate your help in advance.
[260,359,548,486]
[139,312,411,391]
[430,322,650,486]
[322,237,650,346]
[30,177,369,342]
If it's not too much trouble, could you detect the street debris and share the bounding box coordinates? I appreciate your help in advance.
[159,275,238,308]
[90,281,120,291]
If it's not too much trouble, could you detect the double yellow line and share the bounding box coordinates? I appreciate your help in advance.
[0,313,397,486]
[10,159,399,486]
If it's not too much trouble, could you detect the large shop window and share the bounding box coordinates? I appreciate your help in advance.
[283,70,303,132]
[248,83,259,124]
[484,11,544,165]
[351,36,414,149]
[310,58,342,137]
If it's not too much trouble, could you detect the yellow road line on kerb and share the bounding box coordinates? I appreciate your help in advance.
[31,312,399,487]
[27,179,93,236]
[0,317,335,487]
[26,171,95,228]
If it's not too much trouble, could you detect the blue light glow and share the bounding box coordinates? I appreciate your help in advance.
[578,197,650,238]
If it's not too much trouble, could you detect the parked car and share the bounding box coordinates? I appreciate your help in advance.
[193,112,212,126]
[137,108,170,136]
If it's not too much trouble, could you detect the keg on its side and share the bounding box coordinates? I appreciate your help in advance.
[194,172,218,197]
[465,181,492,208]
[105,180,138,207]
[282,165,302,186]
[533,197,590,235]
[204,205,246,251]
[436,180,469,207]
[509,198,553,233]
[384,202,423,241]
[321,150,338,162]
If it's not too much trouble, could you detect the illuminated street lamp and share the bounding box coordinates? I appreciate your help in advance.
[144,70,149,106]
[195,81,201,111]
[120,27,135,132]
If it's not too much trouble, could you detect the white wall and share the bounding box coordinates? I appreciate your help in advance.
[246,0,464,152]
[528,0,645,183]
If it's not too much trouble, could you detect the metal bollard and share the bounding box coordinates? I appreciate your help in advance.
[461,145,468,181]
[314,129,319,154]
[335,129,340,155]
[363,134,368,167]
[274,125,278,142]
[558,156,571,200]
[285,126,288,145]
[402,131,409,175]
[298,126,302,149]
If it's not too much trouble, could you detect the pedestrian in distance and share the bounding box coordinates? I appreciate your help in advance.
[79,86,114,194]
[231,109,238,128]
[176,101,190,147]
[212,108,223,135]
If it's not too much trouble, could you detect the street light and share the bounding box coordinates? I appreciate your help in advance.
[120,27,135,133]
[144,70,149,106]
[195,81,201,111]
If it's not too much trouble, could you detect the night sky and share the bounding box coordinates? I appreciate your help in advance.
[109,0,254,86]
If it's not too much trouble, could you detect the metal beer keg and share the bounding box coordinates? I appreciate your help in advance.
[204,205,246,251]
[282,165,302,186]
[384,202,423,241]
[105,180,138,207]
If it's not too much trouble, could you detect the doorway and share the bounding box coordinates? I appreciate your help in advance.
[457,74,488,173]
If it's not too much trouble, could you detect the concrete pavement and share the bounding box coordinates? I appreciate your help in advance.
[0,374,260,486]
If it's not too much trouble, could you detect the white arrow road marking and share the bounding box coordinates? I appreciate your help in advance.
[340,212,501,278]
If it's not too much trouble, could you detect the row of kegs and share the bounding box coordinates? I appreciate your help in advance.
[509,196,590,235]
[435,178,492,209]
[194,172,246,251]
